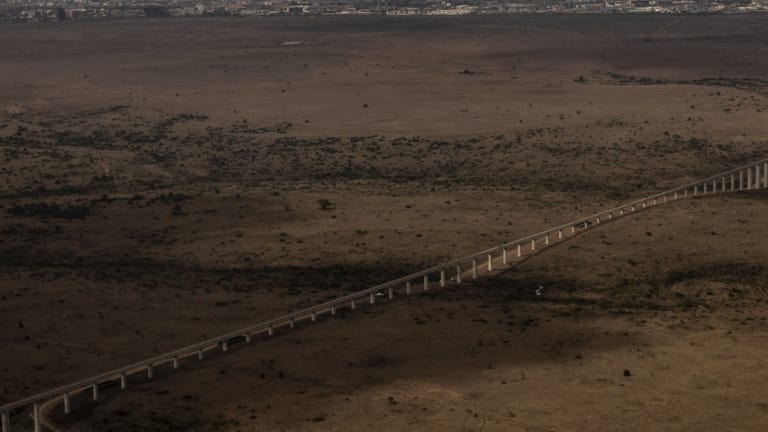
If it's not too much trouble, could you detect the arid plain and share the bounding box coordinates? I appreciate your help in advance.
[1,14,768,431]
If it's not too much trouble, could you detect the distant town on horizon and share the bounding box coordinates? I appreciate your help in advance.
[2,0,767,23]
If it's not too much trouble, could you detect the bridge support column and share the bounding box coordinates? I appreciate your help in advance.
[197,349,204,361]
[331,305,337,315]
[268,325,275,335]
[531,239,536,251]
[517,244,522,257]
[558,229,563,239]
[545,234,549,245]
[440,269,446,287]
[1,411,9,432]
[311,312,317,322]
[172,357,180,368]
[289,319,295,328]
[643,202,647,208]
[740,170,744,190]
[92,383,99,401]
[370,293,376,304]
[488,253,493,271]
[456,265,462,284]
[713,179,717,192]
[147,365,154,379]
[694,186,698,196]
[120,372,127,389]
[674,192,678,200]
[608,213,613,220]
[245,335,251,344]
[423,275,429,290]
[571,225,576,233]
[222,341,228,352]
[502,248,508,265]
[764,162,767,188]
[388,287,394,299]
[684,189,688,197]
[596,216,600,224]
[406,281,411,294]
[63,392,71,414]
[472,258,478,279]
[32,403,40,432]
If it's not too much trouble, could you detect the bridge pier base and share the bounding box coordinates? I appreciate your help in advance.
[456,264,462,284]
[440,269,446,287]
[488,253,493,271]
[423,275,429,290]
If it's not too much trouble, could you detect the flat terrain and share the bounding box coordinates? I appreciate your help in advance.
[1,14,768,431]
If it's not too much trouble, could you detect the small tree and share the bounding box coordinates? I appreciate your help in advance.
[318,199,335,210]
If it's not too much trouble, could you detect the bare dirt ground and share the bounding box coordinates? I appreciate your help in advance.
[1,14,768,431]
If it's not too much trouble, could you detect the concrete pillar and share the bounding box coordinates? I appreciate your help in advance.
[197,349,204,361]
[545,234,549,245]
[440,269,446,287]
[120,373,127,389]
[289,319,295,328]
[406,281,411,295]
[350,299,356,310]
[694,186,698,196]
[631,205,636,211]
[558,230,563,239]
[222,341,228,352]
[684,189,688,197]
[531,239,536,251]
[674,192,678,200]
[245,334,251,344]
[608,213,612,220]
[712,179,716,192]
[63,392,71,414]
[502,248,508,265]
[1,411,9,432]
[663,196,667,203]
[756,165,761,188]
[571,226,575,233]
[268,325,274,335]
[423,275,429,290]
[92,383,99,401]
[472,258,478,279]
[147,365,154,379]
[517,244,522,257]
[740,171,744,190]
[173,356,180,368]
[764,162,767,188]
[643,202,647,208]
[748,168,752,190]
[487,253,493,271]
[596,216,600,224]
[331,305,336,315]
[311,312,317,322]
[455,264,462,284]
[32,403,40,432]
[370,293,376,304]
[653,198,657,205]
[388,287,393,299]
